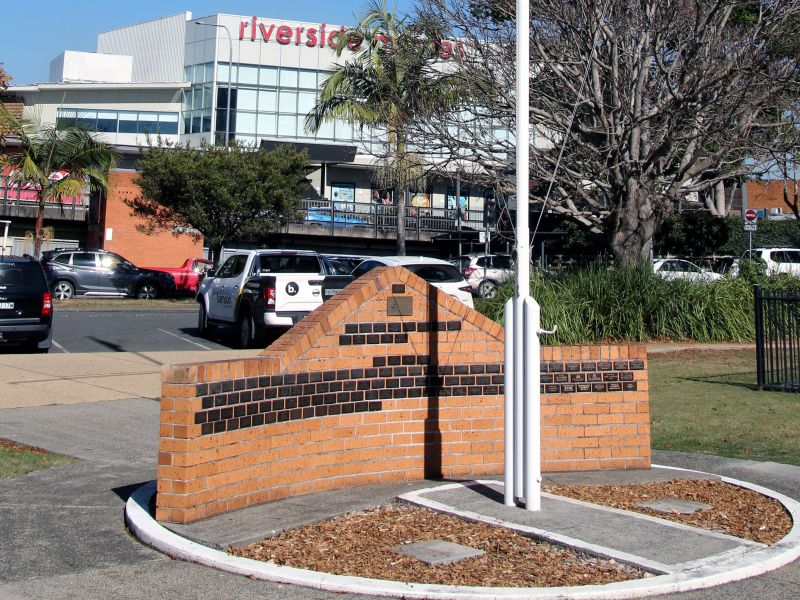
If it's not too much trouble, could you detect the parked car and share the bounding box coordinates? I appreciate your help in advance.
[141,258,213,294]
[0,255,53,352]
[653,258,723,282]
[324,254,373,275]
[746,248,800,277]
[351,256,475,308]
[42,249,176,300]
[454,253,514,298]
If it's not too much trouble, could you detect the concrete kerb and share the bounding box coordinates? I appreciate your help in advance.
[125,466,800,600]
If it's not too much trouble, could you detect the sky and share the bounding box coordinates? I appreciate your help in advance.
[0,1,414,86]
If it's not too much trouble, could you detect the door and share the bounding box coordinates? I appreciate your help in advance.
[96,253,132,294]
[208,254,249,321]
[69,252,104,292]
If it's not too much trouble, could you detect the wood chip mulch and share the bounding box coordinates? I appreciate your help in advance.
[545,479,793,545]
[230,479,793,588]
[231,505,647,587]
[0,439,51,454]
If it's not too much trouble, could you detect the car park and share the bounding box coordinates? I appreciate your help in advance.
[41,249,176,300]
[351,256,475,308]
[0,255,53,352]
[454,253,514,298]
[653,258,723,282]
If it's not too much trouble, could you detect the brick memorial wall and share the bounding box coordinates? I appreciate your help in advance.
[157,267,649,523]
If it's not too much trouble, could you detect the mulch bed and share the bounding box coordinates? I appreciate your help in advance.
[231,505,647,587]
[230,478,793,587]
[545,479,793,545]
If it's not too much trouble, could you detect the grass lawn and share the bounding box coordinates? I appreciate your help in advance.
[0,440,77,479]
[54,297,196,309]
[649,350,800,466]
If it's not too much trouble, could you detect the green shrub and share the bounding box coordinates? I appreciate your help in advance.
[475,264,800,344]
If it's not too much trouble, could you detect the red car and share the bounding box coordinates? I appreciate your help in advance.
[143,258,213,294]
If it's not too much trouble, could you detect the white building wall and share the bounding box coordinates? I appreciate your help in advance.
[49,51,133,83]
[97,12,190,83]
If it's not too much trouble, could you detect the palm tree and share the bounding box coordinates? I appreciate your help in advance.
[305,0,453,255]
[1,115,117,257]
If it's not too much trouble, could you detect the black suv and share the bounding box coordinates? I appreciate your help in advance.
[41,249,176,300]
[0,255,53,352]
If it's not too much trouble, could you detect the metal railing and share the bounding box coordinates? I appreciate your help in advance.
[755,285,800,392]
[294,199,485,237]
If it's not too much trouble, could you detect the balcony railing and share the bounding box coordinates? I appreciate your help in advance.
[292,199,485,238]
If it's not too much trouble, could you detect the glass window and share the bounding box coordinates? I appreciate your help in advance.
[72,252,97,268]
[237,88,258,111]
[278,114,296,137]
[409,264,462,283]
[279,68,298,88]
[192,86,203,110]
[53,253,71,265]
[298,70,317,89]
[192,113,202,135]
[257,113,277,136]
[200,109,211,133]
[202,84,213,109]
[217,63,229,83]
[183,113,192,135]
[182,89,192,112]
[236,112,257,135]
[316,119,334,139]
[204,62,214,83]
[138,113,159,135]
[118,112,138,134]
[96,111,117,133]
[297,115,313,138]
[238,65,259,85]
[494,255,512,269]
[259,66,278,86]
[99,254,123,269]
[352,260,379,278]
[279,90,297,113]
[258,89,277,112]
[298,91,316,114]
[75,110,97,130]
[184,65,193,83]
[335,119,353,141]
[158,113,179,135]
[56,108,77,130]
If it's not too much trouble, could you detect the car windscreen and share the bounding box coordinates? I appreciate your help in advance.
[259,255,322,274]
[0,262,47,289]
[407,264,464,283]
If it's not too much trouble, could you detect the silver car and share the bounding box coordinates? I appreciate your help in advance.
[454,254,514,298]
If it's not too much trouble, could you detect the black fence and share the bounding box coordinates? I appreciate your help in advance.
[755,285,800,392]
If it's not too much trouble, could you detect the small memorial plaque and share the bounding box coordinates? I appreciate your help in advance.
[549,362,565,372]
[581,362,597,371]
[570,373,586,383]
[629,359,645,370]
[540,374,554,383]
[577,383,592,393]
[540,362,549,372]
[392,540,485,565]
[554,374,569,383]
[587,372,602,382]
[623,382,638,392]
[597,361,613,371]
[607,382,623,392]
[387,297,413,316]
[603,372,619,382]
[545,384,560,394]
[592,382,607,392]
[561,383,576,393]
[620,372,634,381]
[566,362,581,372]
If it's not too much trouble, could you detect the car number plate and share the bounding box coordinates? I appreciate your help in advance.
[0,302,13,309]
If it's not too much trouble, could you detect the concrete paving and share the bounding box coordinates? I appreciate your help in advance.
[1,345,799,599]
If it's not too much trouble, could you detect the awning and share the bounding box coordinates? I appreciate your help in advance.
[259,140,357,164]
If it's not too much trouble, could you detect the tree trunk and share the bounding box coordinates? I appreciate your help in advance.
[210,242,223,267]
[609,183,657,267]
[33,204,45,258]
[396,186,407,256]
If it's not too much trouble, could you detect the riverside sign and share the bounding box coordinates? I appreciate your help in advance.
[238,17,465,61]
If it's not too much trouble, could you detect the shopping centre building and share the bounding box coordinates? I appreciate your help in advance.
[1,11,498,264]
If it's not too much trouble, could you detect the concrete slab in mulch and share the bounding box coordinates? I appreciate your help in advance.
[391,540,485,565]
[637,499,712,514]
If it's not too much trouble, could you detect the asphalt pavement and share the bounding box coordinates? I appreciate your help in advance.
[2,344,797,600]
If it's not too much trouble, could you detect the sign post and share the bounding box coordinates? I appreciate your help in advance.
[744,209,758,257]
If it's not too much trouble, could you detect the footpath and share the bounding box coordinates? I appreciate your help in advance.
[3,342,798,600]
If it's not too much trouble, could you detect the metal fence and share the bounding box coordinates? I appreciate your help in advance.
[755,285,800,392]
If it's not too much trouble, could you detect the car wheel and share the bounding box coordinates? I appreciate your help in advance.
[197,304,210,336]
[52,280,75,300]
[136,282,159,300]
[478,280,497,299]
[238,311,253,349]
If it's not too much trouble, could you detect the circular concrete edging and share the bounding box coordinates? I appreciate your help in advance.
[125,468,800,599]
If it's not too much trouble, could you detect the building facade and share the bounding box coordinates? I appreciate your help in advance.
[4,11,498,263]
